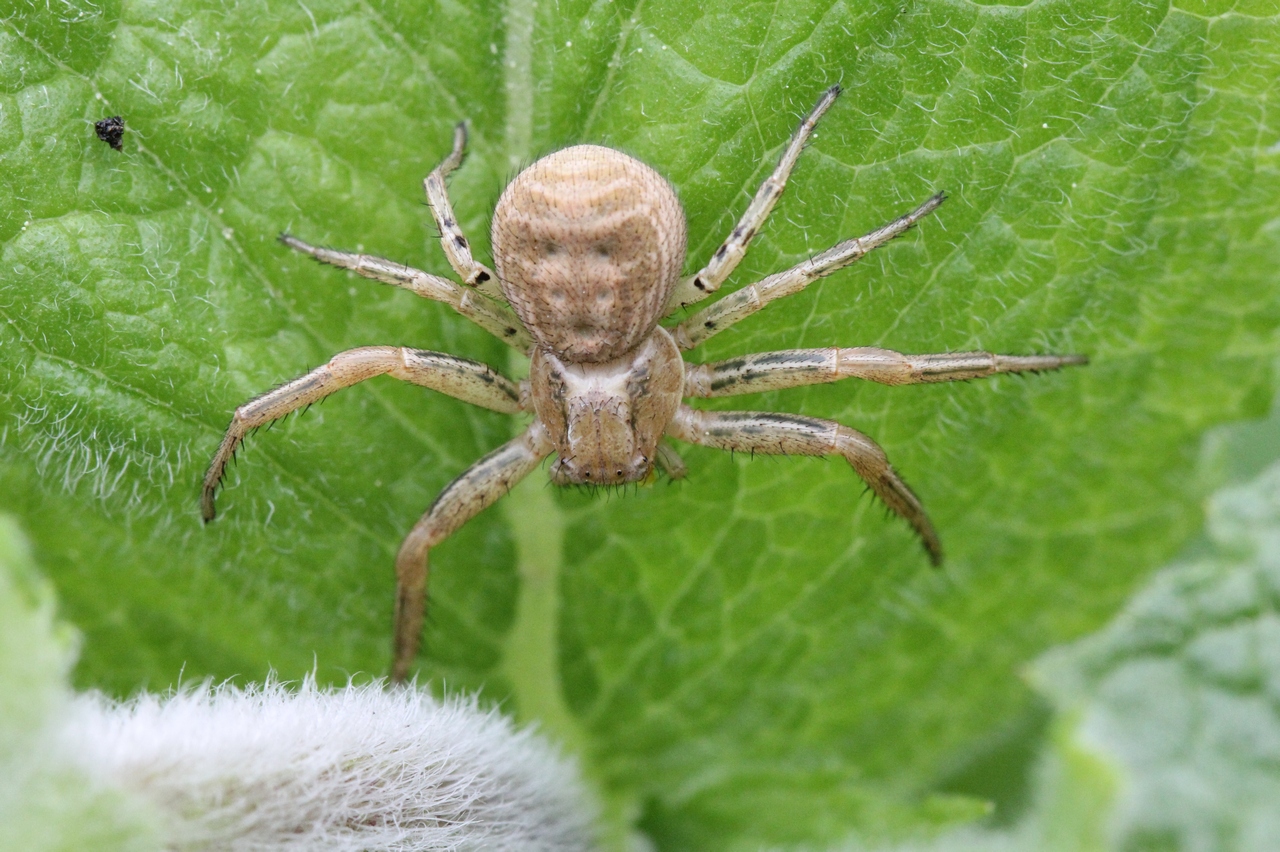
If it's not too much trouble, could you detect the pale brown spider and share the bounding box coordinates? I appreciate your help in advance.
[201,87,1085,682]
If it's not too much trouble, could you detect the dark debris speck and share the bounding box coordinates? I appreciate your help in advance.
[94,116,125,151]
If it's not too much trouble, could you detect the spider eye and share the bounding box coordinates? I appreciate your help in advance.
[593,242,613,258]
[542,241,561,257]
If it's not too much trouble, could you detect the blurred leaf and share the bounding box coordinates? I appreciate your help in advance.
[833,406,1280,852]
[0,515,71,773]
[2,0,1279,847]
[1032,443,1280,850]
[0,515,159,850]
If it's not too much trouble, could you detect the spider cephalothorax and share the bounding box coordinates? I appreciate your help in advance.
[202,86,1085,682]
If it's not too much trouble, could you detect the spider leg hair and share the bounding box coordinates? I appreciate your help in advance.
[279,234,532,352]
[684,347,1088,397]
[200,347,523,523]
[666,405,942,565]
[392,423,554,683]
[671,192,946,351]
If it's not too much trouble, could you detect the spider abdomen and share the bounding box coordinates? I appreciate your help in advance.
[491,145,686,363]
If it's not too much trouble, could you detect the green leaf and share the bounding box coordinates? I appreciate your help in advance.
[0,515,159,850]
[1032,447,1280,850]
[2,1,1278,847]
[0,515,71,773]
[831,407,1280,852]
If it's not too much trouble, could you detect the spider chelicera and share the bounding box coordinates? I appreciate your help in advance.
[201,86,1086,681]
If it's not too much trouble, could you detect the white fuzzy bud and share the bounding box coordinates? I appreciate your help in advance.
[58,678,597,852]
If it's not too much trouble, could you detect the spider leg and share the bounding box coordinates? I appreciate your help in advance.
[654,440,688,480]
[423,122,505,301]
[666,405,941,565]
[665,86,842,313]
[392,422,554,682]
[685,347,1088,397]
[279,234,532,353]
[201,347,524,522]
[670,193,945,351]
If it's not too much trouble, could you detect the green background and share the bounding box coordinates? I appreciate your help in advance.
[2,0,1278,848]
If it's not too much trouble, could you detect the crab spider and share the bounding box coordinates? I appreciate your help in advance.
[202,86,1086,682]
